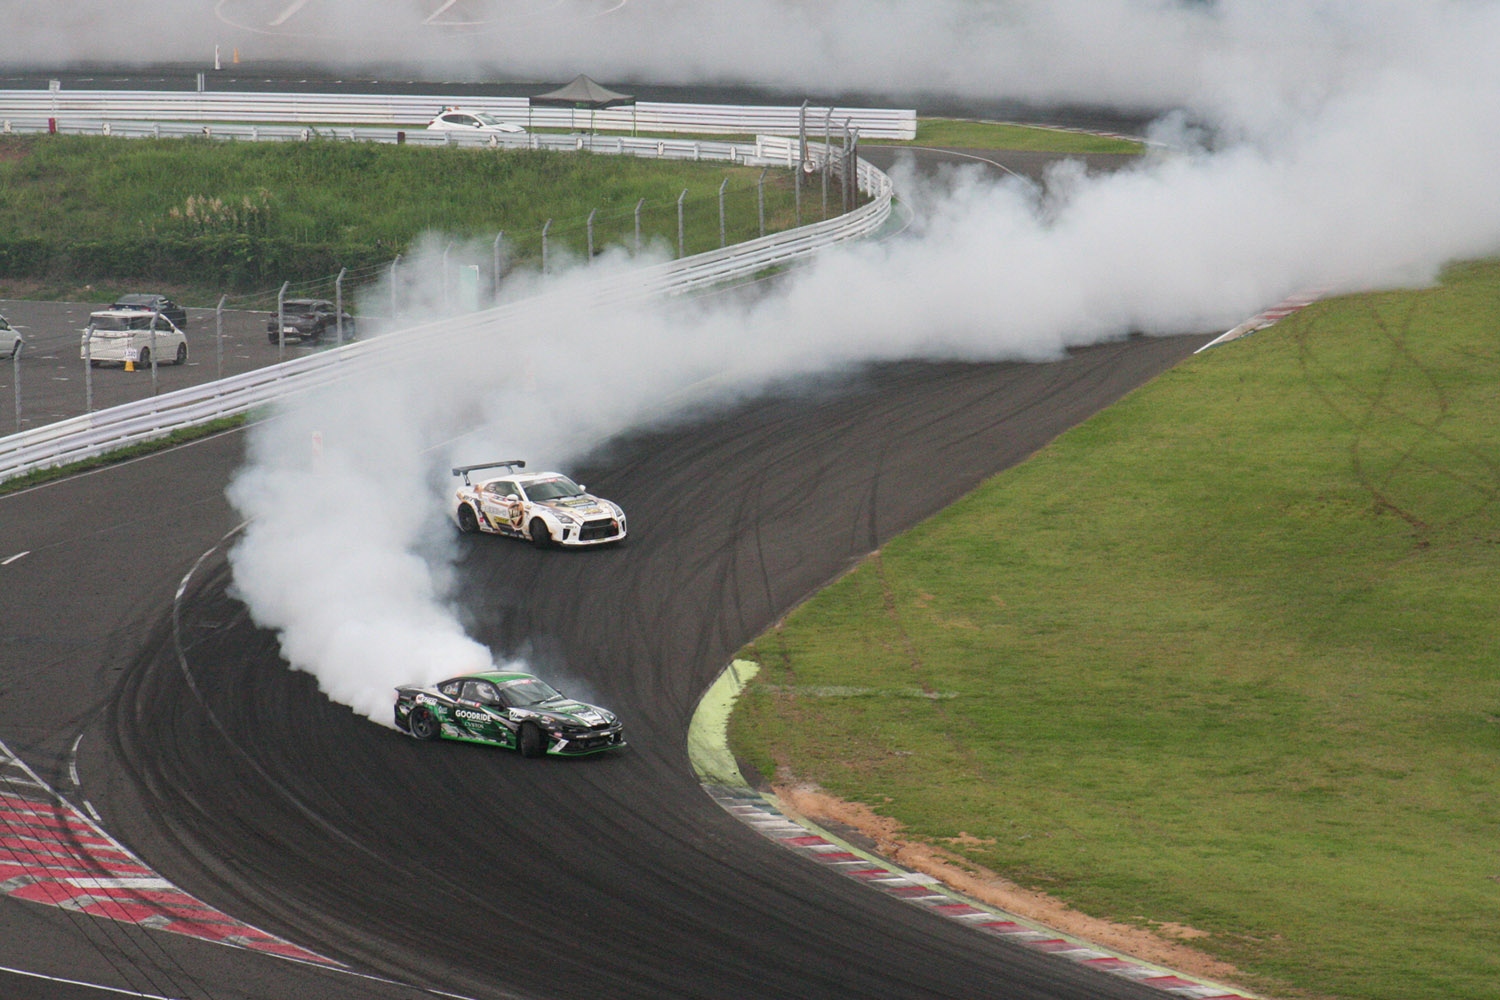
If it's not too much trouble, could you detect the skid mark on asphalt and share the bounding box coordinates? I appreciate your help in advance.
[0,738,336,966]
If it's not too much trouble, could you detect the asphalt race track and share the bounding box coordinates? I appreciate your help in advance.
[0,99,1216,999]
[1,329,1213,999]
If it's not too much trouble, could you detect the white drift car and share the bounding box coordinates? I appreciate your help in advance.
[452,461,626,547]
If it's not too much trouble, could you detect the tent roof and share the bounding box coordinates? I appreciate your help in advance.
[530,74,635,108]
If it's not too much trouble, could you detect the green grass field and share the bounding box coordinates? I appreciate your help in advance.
[730,259,1500,1000]
[901,118,1143,154]
[0,134,812,301]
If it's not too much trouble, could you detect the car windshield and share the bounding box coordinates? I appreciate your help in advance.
[472,113,505,126]
[91,314,156,331]
[497,678,564,708]
[524,477,583,502]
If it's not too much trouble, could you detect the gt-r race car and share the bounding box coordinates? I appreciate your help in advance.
[394,670,625,757]
[452,460,626,547]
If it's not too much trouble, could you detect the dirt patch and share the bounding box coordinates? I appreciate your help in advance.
[0,136,32,163]
[773,781,1271,997]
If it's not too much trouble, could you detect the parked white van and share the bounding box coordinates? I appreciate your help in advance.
[81,309,188,367]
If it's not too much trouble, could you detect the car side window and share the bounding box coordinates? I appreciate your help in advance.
[438,680,461,698]
[496,481,518,498]
[462,681,500,704]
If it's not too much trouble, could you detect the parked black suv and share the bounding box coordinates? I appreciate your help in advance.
[267,299,356,344]
[111,294,187,331]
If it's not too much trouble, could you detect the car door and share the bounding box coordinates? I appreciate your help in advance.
[457,680,513,745]
[480,481,524,532]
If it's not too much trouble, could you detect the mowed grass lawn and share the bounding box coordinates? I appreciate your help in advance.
[730,259,1500,1000]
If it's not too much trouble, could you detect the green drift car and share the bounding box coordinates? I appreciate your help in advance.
[394,670,625,757]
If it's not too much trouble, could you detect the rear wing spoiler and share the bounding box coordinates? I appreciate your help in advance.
[451,460,525,485]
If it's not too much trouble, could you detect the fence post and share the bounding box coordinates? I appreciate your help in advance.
[541,219,552,272]
[758,169,767,237]
[215,295,226,382]
[335,267,346,347]
[390,255,400,320]
[493,231,504,289]
[718,178,728,248]
[796,100,807,227]
[83,324,93,414]
[823,109,833,220]
[842,121,853,213]
[148,314,160,397]
[587,208,596,261]
[277,280,289,363]
[634,199,644,253]
[11,341,19,433]
[442,243,452,311]
[677,189,687,258]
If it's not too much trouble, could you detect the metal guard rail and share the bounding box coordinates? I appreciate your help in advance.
[0,90,917,140]
[0,131,893,483]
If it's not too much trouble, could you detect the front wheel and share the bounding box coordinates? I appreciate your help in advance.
[137,347,150,368]
[174,342,188,365]
[518,722,546,758]
[407,706,442,741]
[529,519,551,549]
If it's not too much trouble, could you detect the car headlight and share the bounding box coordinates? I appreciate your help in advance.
[553,511,578,525]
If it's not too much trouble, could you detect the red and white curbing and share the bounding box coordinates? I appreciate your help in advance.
[0,738,336,966]
[1195,289,1327,353]
[693,660,1259,1000]
[704,785,1257,999]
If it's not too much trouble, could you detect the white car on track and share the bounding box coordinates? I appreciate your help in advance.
[80,308,188,367]
[452,460,626,547]
[426,108,527,136]
[1,314,22,359]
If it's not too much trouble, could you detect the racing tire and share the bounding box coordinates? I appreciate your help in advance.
[137,348,150,368]
[518,722,546,758]
[173,343,188,365]
[407,707,442,742]
[456,504,479,534]
[529,519,552,549]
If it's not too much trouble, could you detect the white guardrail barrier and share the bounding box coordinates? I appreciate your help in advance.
[0,118,895,483]
[0,89,917,140]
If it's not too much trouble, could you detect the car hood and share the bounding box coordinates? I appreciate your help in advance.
[530,700,616,727]
[538,496,614,518]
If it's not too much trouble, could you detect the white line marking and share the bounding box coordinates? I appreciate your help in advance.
[1,551,29,565]
[268,0,310,26]
[424,0,458,23]
[61,876,178,890]
[68,733,84,791]
[0,963,183,998]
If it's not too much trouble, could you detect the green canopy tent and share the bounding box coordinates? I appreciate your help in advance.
[529,75,636,134]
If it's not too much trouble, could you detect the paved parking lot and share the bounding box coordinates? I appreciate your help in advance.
[0,298,362,432]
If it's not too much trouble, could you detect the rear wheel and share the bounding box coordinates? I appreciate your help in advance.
[457,504,479,534]
[137,347,150,368]
[408,706,442,741]
[519,722,546,758]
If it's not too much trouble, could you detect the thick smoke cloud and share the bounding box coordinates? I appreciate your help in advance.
[209,1,1500,720]
[0,2,1468,120]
